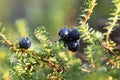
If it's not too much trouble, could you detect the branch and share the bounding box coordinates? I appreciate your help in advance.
[46,60,63,72]
[105,9,120,46]
[81,68,91,74]
[104,1,120,57]
[0,32,64,73]
[102,42,117,57]
[15,49,64,72]
[0,32,13,47]
[83,0,97,23]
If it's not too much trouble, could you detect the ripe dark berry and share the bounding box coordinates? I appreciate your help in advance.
[19,37,31,49]
[59,27,70,41]
[69,28,80,40]
[68,40,80,52]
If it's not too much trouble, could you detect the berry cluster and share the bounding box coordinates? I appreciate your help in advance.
[19,37,31,49]
[59,27,80,52]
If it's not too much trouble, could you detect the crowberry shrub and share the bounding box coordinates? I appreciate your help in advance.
[0,0,120,80]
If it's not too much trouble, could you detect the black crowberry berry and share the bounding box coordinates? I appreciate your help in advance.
[59,27,70,41]
[19,37,31,49]
[68,40,80,52]
[69,28,80,40]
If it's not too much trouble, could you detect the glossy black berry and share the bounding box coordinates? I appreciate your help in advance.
[59,27,70,41]
[68,40,80,52]
[19,37,31,49]
[69,28,80,40]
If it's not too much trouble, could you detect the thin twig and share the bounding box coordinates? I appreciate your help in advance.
[0,32,13,47]
[21,49,64,72]
[102,42,117,57]
[105,5,120,46]
[83,0,96,23]
[104,1,120,57]
[81,68,91,74]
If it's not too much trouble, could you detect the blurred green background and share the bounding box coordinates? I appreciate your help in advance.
[0,0,111,42]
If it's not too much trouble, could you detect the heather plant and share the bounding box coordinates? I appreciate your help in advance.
[0,0,120,80]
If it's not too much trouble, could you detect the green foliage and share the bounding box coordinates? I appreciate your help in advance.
[79,0,92,19]
[78,23,104,44]
[105,0,120,40]
[78,23,105,70]
[79,0,97,23]
[0,0,120,80]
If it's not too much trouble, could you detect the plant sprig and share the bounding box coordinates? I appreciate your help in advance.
[104,0,120,57]
[79,0,97,24]
[78,0,100,70]
[0,28,66,79]
[105,0,120,45]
